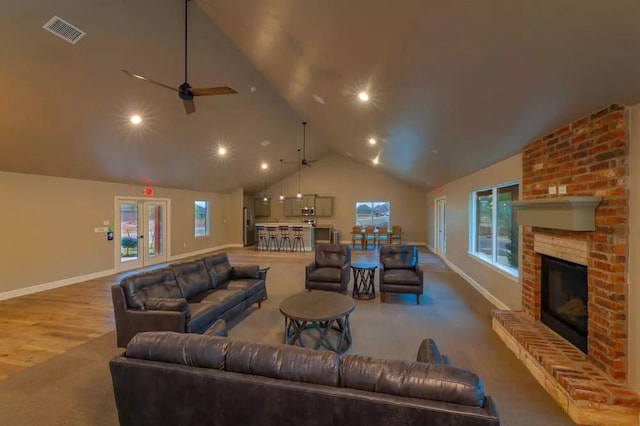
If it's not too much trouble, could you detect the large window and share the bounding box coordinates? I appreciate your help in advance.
[355,201,390,228]
[194,201,209,237]
[469,183,519,275]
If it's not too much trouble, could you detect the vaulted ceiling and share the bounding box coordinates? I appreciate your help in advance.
[2,0,640,193]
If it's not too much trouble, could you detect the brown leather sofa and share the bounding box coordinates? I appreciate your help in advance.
[305,243,351,293]
[110,331,500,426]
[111,253,267,347]
[380,245,424,304]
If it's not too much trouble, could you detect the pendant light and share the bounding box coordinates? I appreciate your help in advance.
[279,159,285,203]
[262,169,270,204]
[296,148,302,200]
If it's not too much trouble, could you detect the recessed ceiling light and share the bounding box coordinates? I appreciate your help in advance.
[260,140,271,147]
[358,92,369,102]
[432,149,439,154]
[372,156,379,165]
[250,86,257,92]
[130,115,142,125]
[261,162,268,170]
[218,146,227,156]
[368,138,376,145]
[346,152,352,157]
[313,94,326,105]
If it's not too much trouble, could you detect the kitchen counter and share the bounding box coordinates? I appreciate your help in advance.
[255,223,314,251]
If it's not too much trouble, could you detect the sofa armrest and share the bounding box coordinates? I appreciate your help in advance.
[203,319,228,337]
[145,298,191,317]
[415,265,424,282]
[341,263,351,285]
[232,265,260,279]
[112,285,188,348]
[305,262,318,275]
[417,338,449,364]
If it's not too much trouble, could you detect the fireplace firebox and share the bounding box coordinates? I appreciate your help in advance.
[540,255,588,353]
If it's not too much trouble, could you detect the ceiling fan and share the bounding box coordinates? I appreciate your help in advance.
[122,0,237,114]
[284,121,318,167]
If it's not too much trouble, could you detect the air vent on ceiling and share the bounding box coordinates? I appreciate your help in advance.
[43,16,85,44]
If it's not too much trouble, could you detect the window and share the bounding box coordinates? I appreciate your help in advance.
[194,201,209,237]
[469,183,519,275]
[355,201,390,229]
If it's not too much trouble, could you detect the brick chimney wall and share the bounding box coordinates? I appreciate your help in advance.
[520,104,629,381]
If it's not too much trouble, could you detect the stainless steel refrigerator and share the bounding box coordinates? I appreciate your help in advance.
[243,207,255,246]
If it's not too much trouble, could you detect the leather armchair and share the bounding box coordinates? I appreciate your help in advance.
[379,245,423,304]
[305,243,351,293]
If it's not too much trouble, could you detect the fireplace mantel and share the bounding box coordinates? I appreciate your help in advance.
[512,196,602,231]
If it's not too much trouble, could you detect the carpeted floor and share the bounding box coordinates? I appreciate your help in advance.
[0,250,575,425]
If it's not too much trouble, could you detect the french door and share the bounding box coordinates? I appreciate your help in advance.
[434,197,446,256]
[115,198,169,271]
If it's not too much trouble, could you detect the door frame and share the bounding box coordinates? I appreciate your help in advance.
[114,196,171,272]
[433,196,447,256]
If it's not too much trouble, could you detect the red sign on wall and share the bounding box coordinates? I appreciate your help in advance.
[435,188,443,196]
[143,187,154,196]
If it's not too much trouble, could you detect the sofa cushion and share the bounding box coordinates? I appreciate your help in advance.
[308,267,342,283]
[189,289,245,307]
[144,298,191,317]
[171,260,212,299]
[120,267,182,310]
[231,265,260,279]
[224,279,265,298]
[315,244,349,268]
[126,331,230,369]
[381,245,417,270]
[382,269,421,285]
[226,341,339,387]
[340,355,485,407]
[203,254,232,288]
[187,303,229,333]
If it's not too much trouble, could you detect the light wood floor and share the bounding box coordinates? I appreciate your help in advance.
[0,246,442,381]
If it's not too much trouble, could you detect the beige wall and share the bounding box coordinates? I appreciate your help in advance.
[261,154,427,244]
[425,154,523,309]
[0,171,232,294]
[627,103,640,392]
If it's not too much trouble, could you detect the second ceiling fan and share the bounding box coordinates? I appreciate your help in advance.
[122,0,237,114]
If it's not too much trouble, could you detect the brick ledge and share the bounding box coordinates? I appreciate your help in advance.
[492,311,640,425]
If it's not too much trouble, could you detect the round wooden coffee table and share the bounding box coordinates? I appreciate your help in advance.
[279,291,355,354]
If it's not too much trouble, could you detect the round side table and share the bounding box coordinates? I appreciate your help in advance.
[351,261,378,300]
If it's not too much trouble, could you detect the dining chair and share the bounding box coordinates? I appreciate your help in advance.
[390,225,403,245]
[351,226,364,250]
[377,226,390,246]
[364,226,376,250]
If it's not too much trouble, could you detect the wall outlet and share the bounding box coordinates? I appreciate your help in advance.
[558,185,567,195]
[103,220,110,226]
[534,163,543,171]
[183,242,187,248]
[548,186,557,195]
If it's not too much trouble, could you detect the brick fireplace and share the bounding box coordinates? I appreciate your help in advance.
[492,104,640,424]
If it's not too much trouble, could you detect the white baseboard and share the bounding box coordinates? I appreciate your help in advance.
[427,244,435,252]
[0,269,116,301]
[440,255,511,311]
[0,243,246,301]
[169,243,243,262]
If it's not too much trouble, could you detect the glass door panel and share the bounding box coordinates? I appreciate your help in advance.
[119,202,140,265]
[116,199,168,271]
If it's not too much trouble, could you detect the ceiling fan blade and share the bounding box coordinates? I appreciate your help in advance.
[190,86,238,96]
[183,99,196,114]
[122,69,178,93]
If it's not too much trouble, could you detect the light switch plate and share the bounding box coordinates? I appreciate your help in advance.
[103,220,110,226]
[548,186,557,195]
[558,185,567,195]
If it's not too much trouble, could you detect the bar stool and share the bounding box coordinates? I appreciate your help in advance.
[266,226,280,251]
[279,225,292,252]
[255,226,268,251]
[291,226,305,252]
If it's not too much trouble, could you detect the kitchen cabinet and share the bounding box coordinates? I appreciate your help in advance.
[253,198,271,217]
[283,197,301,217]
[315,196,334,216]
[302,194,316,208]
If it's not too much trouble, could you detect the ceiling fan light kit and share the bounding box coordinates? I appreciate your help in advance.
[122,0,237,114]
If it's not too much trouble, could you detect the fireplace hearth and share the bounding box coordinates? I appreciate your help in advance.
[540,255,588,353]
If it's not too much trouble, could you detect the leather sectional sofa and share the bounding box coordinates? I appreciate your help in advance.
[110,331,500,425]
[111,253,266,347]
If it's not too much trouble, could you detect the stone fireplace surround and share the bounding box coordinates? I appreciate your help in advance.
[491,105,640,425]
